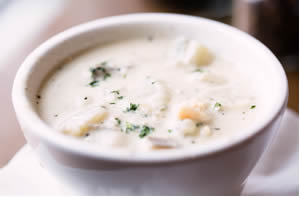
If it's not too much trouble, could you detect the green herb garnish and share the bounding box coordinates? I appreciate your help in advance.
[125,122,140,133]
[139,125,154,138]
[194,68,203,73]
[168,129,172,133]
[196,122,203,127]
[89,61,111,86]
[89,80,99,87]
[126,103,139,112]
[103,72,111,80]
[111,90,123,100]
[110,102,116,105]
[111,90,120,95]
[100,61,107,66]
[160,106,168,112]
[115,117,121,125]
[250,105,256,109]
[214,102,222,109]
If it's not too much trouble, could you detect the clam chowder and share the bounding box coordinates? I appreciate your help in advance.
[38,37,259,153]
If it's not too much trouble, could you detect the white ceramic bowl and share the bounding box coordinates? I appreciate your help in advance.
[12,13,288,195]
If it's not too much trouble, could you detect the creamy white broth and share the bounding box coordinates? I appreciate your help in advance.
[38,37,261,153]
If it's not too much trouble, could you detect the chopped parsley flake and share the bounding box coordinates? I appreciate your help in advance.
[104,73,111,80]
[168,129,172,133]
[196,122,203,127]
[126,103,139,112]
[117,121,154,138]
[117,96,124,100]
[194,68,203,72]
[111,90,124,100]
[110,102,116,105]
[89,61,111,87]
[111,90,120,95]
[125,122,140,133]
[101,61,107,66]
[89,80,99,87]
[214,102,222,109]
[139,125,154,138]
[160,106,168,112]
[250,105,256,109]
[115,117,121,125]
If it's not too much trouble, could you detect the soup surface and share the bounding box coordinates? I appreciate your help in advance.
[38,37,260,153]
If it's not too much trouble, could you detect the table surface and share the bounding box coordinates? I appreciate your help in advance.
[0,0,298,168]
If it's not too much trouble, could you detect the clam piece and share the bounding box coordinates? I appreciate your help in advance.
[148,136,179,149]
[56,106,108,137]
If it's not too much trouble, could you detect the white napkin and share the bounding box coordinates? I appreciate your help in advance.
[0,109,298,195]
[241,109,299,196]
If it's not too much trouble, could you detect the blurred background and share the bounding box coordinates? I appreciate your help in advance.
[0,0,298,167]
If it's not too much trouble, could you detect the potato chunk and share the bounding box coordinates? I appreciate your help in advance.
[183,41,214,66]
[172,38,214,67]
[56,106,108,137]
[178,103,211,123]
[200,125,212,137]
[179,119,197,136]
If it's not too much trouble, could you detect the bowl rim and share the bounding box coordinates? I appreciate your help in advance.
[12,13,288,164]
